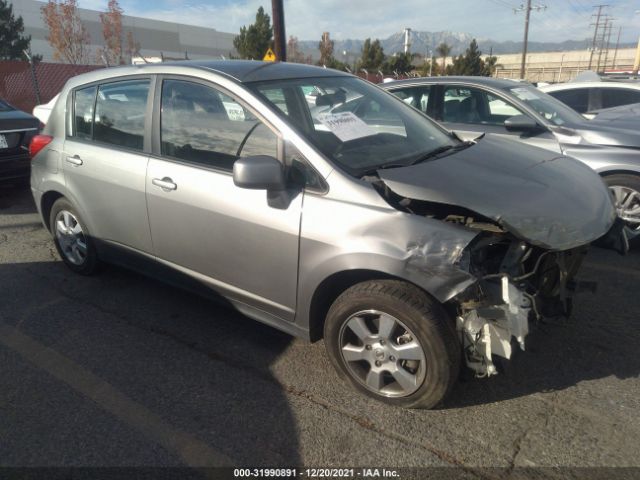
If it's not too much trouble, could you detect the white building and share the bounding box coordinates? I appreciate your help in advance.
[11,0,237,64]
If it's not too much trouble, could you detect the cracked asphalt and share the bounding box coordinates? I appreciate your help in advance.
[0,184,639,473]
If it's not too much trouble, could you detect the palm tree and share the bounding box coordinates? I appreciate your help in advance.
[436,42,452,74]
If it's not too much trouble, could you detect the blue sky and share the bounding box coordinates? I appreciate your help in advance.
[79,0,640,43]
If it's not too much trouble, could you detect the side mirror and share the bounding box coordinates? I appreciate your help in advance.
[504,114,540,133]
[233,155,285,191]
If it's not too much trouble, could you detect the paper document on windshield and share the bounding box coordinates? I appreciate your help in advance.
[316,112,376,142]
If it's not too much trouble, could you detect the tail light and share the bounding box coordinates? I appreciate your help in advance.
[29,134,53,158]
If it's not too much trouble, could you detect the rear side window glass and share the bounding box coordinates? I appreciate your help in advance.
[601,88,640,109]
[549,88,589,113]
[94,79,150,150]
[74,86,96,139]
[160,79,278,171]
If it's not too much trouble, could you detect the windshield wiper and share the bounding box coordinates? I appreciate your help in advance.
[408,141,474,166]
[359,141,474,178]
[359,163,408,177]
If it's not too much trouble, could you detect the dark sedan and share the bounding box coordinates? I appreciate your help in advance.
[0,98,40,184]
[382,77,640,241]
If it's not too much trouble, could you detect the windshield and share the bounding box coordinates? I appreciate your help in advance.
[505,85,585,126]
[248,76,456,176]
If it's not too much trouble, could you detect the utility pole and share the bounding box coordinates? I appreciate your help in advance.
[611,26,621,70]
[596,16,611,73]
[271,0,286,61]
[601,19,613,73]
[514,0,546,80]
[588,5,608,70]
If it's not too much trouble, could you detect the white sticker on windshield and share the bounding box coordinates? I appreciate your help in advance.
[511,87,540,101]
[316,112,376,142]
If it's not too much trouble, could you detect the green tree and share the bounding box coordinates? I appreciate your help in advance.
[482,54,500,77]
[233,6,273,60]
[358,38,385,71]
[383,52,413,75]
[0,0,33,60]
[318,32,334,66]
[436,42,451,73]
[449,39,485,76]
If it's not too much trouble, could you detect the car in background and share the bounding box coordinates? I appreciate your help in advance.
[33,94,59,125]
[0,98,40,185]
[29,61,619,408]
[539,81,640,119]
[382,77,640,242]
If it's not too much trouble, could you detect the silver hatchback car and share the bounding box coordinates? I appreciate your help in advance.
[30,61,618,408]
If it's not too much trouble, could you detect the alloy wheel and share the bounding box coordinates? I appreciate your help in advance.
[338,309,427,398]
[610,185,640,234]
[55,210,88,266]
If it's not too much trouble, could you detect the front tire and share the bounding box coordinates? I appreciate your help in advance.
[50,198,101,275]
[324,280,460,409]
[604,174,640,245]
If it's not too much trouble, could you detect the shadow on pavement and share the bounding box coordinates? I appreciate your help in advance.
[0,258,301,466]
[0,184,36,215]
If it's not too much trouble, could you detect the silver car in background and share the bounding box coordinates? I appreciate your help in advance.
[30,61,617,408]
[383,77,640,242]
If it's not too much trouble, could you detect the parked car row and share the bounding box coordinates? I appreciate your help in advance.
[25,61,631,410]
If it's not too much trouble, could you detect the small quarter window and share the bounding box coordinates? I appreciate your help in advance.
[74,86,96,139]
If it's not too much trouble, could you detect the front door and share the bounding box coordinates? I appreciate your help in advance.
[438,85,561,152]
[146,78,302,321]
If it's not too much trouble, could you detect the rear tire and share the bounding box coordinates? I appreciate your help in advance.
[324,280,460,409]
[603,174,640,247]
[49,198,101,275]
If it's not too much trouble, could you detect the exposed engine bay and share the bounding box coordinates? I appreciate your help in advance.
[371,178,592,378]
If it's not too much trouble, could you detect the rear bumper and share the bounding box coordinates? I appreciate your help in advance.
[0,153,30,182]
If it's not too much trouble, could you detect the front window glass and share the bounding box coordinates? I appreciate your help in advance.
[249,76,454,176]
[442,86,524,125]
[505,85,585,126]
[161,79,277,171]
[94,79,150,150]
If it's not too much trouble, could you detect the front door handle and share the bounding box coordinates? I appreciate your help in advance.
[152,177,177,191]
[66,155,83,166]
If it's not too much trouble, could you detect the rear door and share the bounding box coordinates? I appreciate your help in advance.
[146,77,302,321]
[63,77,154,253]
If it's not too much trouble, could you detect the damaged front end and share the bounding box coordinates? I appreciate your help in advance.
[454,233,588,377]
[370,134,621,378]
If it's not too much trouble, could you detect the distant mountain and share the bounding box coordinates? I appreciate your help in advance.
[298,30,635,60]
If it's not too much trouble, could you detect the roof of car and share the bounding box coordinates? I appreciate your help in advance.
[541,82,640,91]
[61,60,352,91]
[382,76,525,89]
[179,60,352,82]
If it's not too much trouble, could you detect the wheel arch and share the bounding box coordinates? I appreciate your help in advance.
[40,190,65,232]
[307,269,446,342]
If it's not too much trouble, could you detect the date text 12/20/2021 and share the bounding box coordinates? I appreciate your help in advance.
[233,468,400,478]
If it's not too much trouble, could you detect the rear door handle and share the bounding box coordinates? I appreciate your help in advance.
[152,177,177,191]
[66,155,83,166]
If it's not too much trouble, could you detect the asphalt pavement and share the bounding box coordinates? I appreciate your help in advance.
[0,184,639,474]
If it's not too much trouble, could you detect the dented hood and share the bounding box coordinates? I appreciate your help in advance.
[378,134,616,250]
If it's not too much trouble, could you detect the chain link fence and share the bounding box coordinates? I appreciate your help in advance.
[0,61,103,114]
